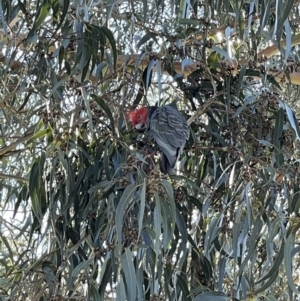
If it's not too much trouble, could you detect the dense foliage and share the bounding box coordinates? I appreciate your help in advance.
[1,0,300,300]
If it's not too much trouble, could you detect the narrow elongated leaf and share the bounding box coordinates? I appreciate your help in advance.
[18,0,27,14]
[98,257,113,299]
[160,179,176,232]
[28,0,51,38]
[260,0,272,35]
[90,281,101,301]
[138,179,146,238]
[101,27,117,70]
[54,0,69,33]
[71,258,94,277]
[178,19,199,26]
[211,45,233,61]
[194,291,228,301]
[284,223,300,294]
[160,196,174,250]
[237,218,263,275]
[176,274,192,301]
[29,154,45,220]
[121,248,137,301]
[142,0,147,22]
[255,241,284,284]
[92,95,115,135]
[233,95,256,118]
[175,208,187,245]
[262,295,279,301]
[116,276,126,301]
[180,58,194,75]
[254,269,279,295]
[153,192,162,258]
[276,0,294,36]
[137,32,155,49]
[82,87,94,136]
[284,19,292,61]
[178,0,188,18]
[115,184,138,252]
[142,59,156,91]
[156,60,162,102]
[204,216,221,258]
[26,128,51,145]
[236,64,247,97]
[106,0,118,21]
[285,104,300,140]
[274,108,284,167]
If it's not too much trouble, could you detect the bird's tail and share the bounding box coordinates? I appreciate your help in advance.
[161,153,176,175]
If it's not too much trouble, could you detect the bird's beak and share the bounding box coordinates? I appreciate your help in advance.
[135,123,145,130]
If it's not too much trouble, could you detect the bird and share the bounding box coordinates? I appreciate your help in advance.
[128,105,189,174]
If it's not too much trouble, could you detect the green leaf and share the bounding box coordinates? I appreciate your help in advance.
[176,274,192,301]
[175,208,187,245]
[97,27,106,63]
[171,175,203,193]
[26,128,52,145]
[254,269,279,295]
[106,0,118,21]
[178,19,199,26]
[92,94,115,135]
[211,45,232,61]
[160,195,174,250]
[160,179,176,233]
[262,296,279,301]
[255,241,284,284]
[274,108,284,167]
[58,46,64,69]
[284,19,292,61]
[121,248,137,301]
[178,0,187,18]
[260,0,272,36]
[28,0,51,38]
[137,32,155,49]
[80,45,91,82]
[116,276,126,301]
[101,27,117,71]
[98,258,113,299]
[28,154,46,221]
[285,103,300,140]
[90,281,101,301]
[194,291,228,301]
[153,192,162,257]
[0,235,13,259]
[284,222,300,294]
[233,95,256,118]
[142,59,156,92]
[138,179,146,238]
[52,0,59,25]
[142,0,147,22]
[52,0,70,34]
[115,184,138,253]
[236,64,247,97]
[276,0,294,35]
[237,217,263,274]
[18,0,27,14]
[81,87,94,137]
[207,51,219,68]
[71,258,94,278]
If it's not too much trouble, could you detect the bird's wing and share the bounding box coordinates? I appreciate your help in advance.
[149,105,189,150]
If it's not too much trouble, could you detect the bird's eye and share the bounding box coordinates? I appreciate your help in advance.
[138,115,142,120]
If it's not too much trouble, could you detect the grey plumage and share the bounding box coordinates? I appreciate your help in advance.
[146,105,189,174]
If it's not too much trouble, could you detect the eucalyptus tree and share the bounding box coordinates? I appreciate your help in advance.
[1,0,300,300]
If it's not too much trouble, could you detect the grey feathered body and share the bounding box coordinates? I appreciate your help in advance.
[146,105,189,174]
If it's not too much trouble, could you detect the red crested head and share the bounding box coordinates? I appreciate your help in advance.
[128,107,149,129]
